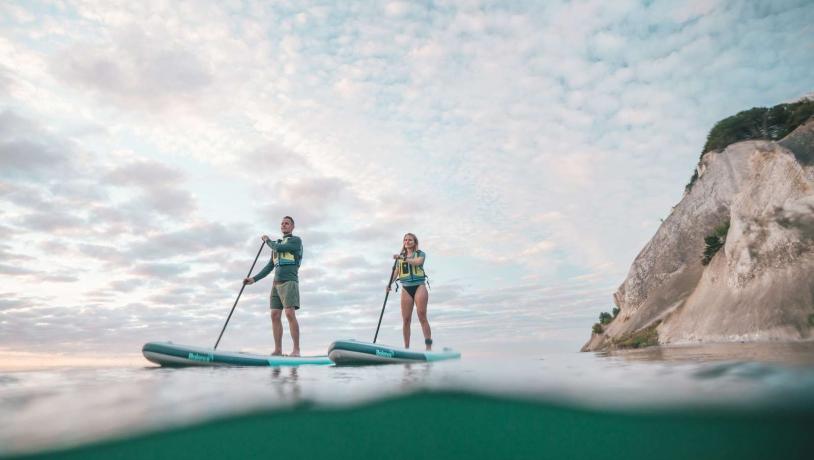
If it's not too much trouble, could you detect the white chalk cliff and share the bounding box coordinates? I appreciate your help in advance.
[583,118,814,351]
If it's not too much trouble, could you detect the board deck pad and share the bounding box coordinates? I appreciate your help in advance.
[328,339,461,365]
[142,341,332,367]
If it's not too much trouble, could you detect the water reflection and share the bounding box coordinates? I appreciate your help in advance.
[600,342,814,365]
[269,367,300,400]
[400,363,431,388]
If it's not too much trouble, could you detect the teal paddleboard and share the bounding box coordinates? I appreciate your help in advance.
[142,342,332,367]
[328,339,461,365]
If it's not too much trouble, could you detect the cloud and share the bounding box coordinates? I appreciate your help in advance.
[52,26,213,111]
[21,210,87,233]
[125,222,244,261]
[76,243,128,264]
[49,181,109,203]
[136,187,197,217]
[132,262,190,278]
[238,143,312,175]
[109,278,147,293]
[0,243,33,262]
[0,264,35,276]
[0,111,75,180]
[103,161,183,187]
[40,274,80,283]
[257,176,373,229]
[0,182,59,213]
[103,160,197,217]
[0,113,198,241]
[279,177,354,204]
[520,240,556,257]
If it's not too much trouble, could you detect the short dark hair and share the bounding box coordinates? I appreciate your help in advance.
[283,216,295,225]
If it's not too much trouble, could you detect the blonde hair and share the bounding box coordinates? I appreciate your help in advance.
[401,233,419,254]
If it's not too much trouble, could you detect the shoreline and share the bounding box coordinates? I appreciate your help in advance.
[599,341,814,365]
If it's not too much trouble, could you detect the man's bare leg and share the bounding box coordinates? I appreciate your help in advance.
[284,307,300,356]
[271,309,283,355]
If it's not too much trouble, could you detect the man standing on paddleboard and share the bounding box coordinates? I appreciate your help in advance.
[244,216,304,357]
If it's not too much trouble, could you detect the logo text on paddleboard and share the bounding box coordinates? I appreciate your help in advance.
[375,349,394,358]
[188,352,214,362]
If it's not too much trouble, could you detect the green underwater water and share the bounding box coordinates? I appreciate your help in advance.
[8,390,812,460]
[4,344,814,460]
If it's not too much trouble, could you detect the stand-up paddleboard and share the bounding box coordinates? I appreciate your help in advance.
[328,339,461,365]
[142,342,332,367]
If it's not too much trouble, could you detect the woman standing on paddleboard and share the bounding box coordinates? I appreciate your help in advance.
[387,233,432,351]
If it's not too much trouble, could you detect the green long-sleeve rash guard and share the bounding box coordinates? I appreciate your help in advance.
[252,235,302,283]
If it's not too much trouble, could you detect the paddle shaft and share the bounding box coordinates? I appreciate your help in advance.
[214,240,266,349]
[373,257,400,343]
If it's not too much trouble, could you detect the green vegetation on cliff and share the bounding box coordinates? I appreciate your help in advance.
[591,308,620,335]
[702,220,731,265]
[612,321,661,349]
[591,308,623,336]
[686,99,814,192]
[703,100,814,153]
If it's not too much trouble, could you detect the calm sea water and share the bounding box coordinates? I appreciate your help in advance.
[2,342,814,459]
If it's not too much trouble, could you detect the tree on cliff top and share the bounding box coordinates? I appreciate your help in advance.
[686,99,814,192]
[702,100,814,153]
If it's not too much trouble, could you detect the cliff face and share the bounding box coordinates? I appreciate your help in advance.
[582,119,814,351]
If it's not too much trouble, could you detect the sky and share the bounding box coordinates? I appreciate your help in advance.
[1,0,813,361]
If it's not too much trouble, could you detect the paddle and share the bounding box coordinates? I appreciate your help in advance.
[214,240,266,349]
[373,253,403,343]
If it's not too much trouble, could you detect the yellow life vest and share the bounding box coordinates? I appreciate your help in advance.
[397,250,426,283]
[272,236,302,267]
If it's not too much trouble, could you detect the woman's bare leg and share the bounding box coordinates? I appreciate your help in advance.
[401,289,415,348]
[414,285,431,350]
